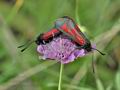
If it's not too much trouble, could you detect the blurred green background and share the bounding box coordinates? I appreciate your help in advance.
[0,0,120,90]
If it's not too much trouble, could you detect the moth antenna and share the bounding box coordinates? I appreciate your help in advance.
[92,48,105,55]
[18,40,30,48]
[21,47,27,52]
[18,40,35,52]
[18,45,25,48]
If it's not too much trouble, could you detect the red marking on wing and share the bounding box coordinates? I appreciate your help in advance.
[42,28,59,40]
[61,24,75,36]
[75,24,80,31]
[75,35,85,45]
[60,23,85,45]
[71,29,85,45]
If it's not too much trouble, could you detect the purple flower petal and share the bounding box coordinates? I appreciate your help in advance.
[37,36,92,64]
[62,53,75,64]
[74,49,85,57]
[91,43,96,50]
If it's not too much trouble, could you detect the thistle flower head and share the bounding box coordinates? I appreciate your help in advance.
[37,35,93,64]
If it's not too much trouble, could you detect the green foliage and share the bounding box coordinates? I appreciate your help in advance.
[0,0,120,90]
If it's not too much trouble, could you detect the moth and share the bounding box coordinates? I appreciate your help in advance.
[18,16,105,55]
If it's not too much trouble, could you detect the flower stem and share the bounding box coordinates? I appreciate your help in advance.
[75,0,80,25]
[58,63,64,90]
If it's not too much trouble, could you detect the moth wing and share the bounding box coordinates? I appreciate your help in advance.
[55,17,88,46]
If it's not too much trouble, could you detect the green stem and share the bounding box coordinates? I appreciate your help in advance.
[58,63,64,90]
[75,0,80,25]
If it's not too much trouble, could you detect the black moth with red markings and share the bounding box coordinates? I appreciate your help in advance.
[18,16,105,55]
